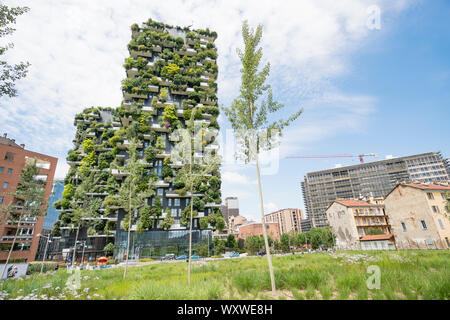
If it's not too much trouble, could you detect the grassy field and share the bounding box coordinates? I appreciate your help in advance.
[1,250,449,300]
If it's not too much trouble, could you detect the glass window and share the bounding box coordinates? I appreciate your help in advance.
[2,182,8,189]
[0,167,3,173]
[438,219,444,230]
[420,220,427,230]
[174,199,180,207]
[7,168,13,174]
[168,199,172,207]
[427,193,434,200]
[401,222,407,232]
[0,197,3,204]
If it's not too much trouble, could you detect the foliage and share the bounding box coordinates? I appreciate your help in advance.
[160,210,175,230]
[0,4,31,98]
[104,242,115,256]
[244,235,261,255]
[226,234,236,249]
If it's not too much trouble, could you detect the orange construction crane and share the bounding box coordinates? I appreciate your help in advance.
[286,153,377,164]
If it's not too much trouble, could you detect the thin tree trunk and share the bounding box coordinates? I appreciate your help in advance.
[188,158,194,284]
[1,210,24,280]
[255,154,276,294]
[71,222,80,267]
[123,182,132,279]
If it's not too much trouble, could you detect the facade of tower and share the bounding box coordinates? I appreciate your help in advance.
[302,152,449,228]
[52,19,221,261]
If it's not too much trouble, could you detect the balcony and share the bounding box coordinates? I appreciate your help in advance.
[123,92,148,100]
[148,85,159,93]
[156,151,170,159]
[85,192,109,196]
[139,159,153,167]
[171,88,188,95]
[200,82,209,88]
[67,160,82,167]
[169,161,184,168]
[1,235,34,242]
[142,106,155,114]
[126,67,138,78]
[155,180,170,188]
[152,123,169,132]
[152,45,162,53]
[130,50,152,58]
[176,109,184,117]
[111,169,129,178]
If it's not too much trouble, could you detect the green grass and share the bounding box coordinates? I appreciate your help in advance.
[1,250,449,300]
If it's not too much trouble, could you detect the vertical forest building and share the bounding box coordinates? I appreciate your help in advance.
[52,19,222,261]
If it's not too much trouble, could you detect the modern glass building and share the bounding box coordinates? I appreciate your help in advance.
[302,152,450,228]
[42,180,64,231]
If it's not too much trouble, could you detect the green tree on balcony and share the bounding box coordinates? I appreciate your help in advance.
[0,161,46,279]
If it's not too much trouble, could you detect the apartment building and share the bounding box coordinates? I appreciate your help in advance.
[0,134,57,263]
[326,198,396,251]
[53,19,221,261]
[384,183,450,249]
[264,208,304,234]
[302,152,449,228]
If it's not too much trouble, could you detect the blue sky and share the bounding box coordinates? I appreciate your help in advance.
[1,0,449,222]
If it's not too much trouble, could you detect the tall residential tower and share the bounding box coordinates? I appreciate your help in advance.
[52,19,222,261]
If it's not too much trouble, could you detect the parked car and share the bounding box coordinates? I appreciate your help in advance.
[191,255,200,259]
[230,252,240,258]
[161,254,175,261]
[176,255,188,260]
[257,251,266,256]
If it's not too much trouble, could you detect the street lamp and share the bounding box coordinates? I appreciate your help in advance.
[77,240,87,267]
[37,233,52,274]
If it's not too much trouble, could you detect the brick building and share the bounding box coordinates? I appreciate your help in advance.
[237,221,280,242]
[0,133,57,263]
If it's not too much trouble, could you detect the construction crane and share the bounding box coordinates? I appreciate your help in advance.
[286,153,378,164]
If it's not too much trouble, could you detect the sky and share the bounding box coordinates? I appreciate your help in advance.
[1,0,449,222]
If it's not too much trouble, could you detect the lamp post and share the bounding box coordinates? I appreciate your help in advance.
[78,240,87,267]
[37,233,52,274]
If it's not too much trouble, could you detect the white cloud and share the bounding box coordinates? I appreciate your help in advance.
[0,0,412,188]
[222,171,256,185]
[264,202,278,214]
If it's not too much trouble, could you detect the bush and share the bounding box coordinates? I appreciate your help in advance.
[27,261,57,275]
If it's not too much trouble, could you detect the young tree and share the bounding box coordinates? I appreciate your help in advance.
[0,162,46,279]
[171,105,221,284]
[223,21,303,293]
[112,138,156,279]
[0,5,31,98]
[225,234,236,249]
[69,170,102,267]
[280,233,290,253]
[244,235,261,255]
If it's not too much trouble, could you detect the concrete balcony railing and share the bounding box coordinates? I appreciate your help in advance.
[169,133,180,142]
[123,92,148,100]
[152,123,169,132]
[126,67,138,78]
[111,169,129,177]
[200,82,209,88]
[130,50,152,58]
[148,85,159,93]
[155,180,170,188]
[67,161,82,167]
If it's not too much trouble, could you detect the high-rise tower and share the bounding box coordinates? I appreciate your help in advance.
[52,19,222,260]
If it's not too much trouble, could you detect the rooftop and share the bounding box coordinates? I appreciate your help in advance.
[404,183,450,191]
[360,234,394,241]
[334,200,384,208]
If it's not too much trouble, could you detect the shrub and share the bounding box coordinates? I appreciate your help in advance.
[27,261,57,275]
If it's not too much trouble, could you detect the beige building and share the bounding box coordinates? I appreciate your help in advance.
[385,183,450,249]
[228,215,248,237]
[326,198,396,251]
[264,208,304,234]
